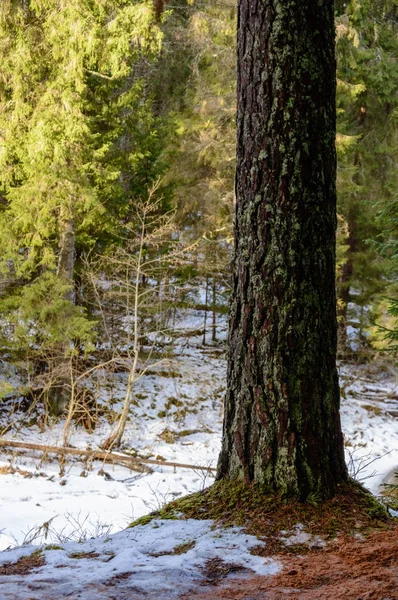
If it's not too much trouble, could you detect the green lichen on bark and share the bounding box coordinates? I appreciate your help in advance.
[217,0,348,499]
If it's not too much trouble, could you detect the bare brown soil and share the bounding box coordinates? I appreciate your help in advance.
[184,523,398,600]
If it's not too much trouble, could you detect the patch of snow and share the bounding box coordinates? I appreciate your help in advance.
[339,364,398,494]
[279,524,325,549]
[0,519,280,599]
[0,310,226,547]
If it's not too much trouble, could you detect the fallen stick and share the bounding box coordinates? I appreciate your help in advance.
[0,439,216,473]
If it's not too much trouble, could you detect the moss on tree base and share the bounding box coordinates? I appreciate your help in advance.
[129,479,393,551]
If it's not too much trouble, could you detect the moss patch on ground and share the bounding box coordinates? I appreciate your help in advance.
[147,540,196,558]
[68,551,101,560]
[0,550,45,575]
[129,479,393,555]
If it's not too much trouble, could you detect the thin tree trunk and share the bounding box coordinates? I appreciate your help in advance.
[203,275,209,345]
[48,208,76,416]
[153,0,165,21]
[337,251,353,355]
[337,187,356,356]
[101,359,138,450]
[57,214,75,302]
[212,275,217,343]
[101,218,145,450]
[217,0,347,499]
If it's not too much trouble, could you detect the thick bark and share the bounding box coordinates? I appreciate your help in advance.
[217,0,347,499]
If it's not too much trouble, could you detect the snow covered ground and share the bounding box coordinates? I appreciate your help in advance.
[0,519,280,599]
[339,362,398,491]
[0,310,226,550]
[0,309,397,554]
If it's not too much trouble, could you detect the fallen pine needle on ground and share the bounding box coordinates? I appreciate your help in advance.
[0,480,396,599]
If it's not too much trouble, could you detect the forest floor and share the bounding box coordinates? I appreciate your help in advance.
[185,523,398,600]
[0,314,397,549]
[0,502,396,599]
[0,311,397,597]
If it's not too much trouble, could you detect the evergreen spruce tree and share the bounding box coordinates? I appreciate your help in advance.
[0,1,165,412]
[163,1,236,320]
[335,0,398,353]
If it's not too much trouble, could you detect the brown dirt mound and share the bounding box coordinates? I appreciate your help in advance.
[184,523,398,600]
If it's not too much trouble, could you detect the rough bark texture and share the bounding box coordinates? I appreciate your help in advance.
[217,0,348,498]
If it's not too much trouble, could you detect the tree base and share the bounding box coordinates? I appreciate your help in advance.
[130,479,392,545]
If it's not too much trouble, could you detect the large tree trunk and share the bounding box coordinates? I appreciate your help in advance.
[217,0,348,499]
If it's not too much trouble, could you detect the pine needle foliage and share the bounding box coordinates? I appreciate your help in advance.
[0,0,165,353]
[335,0,398,352]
